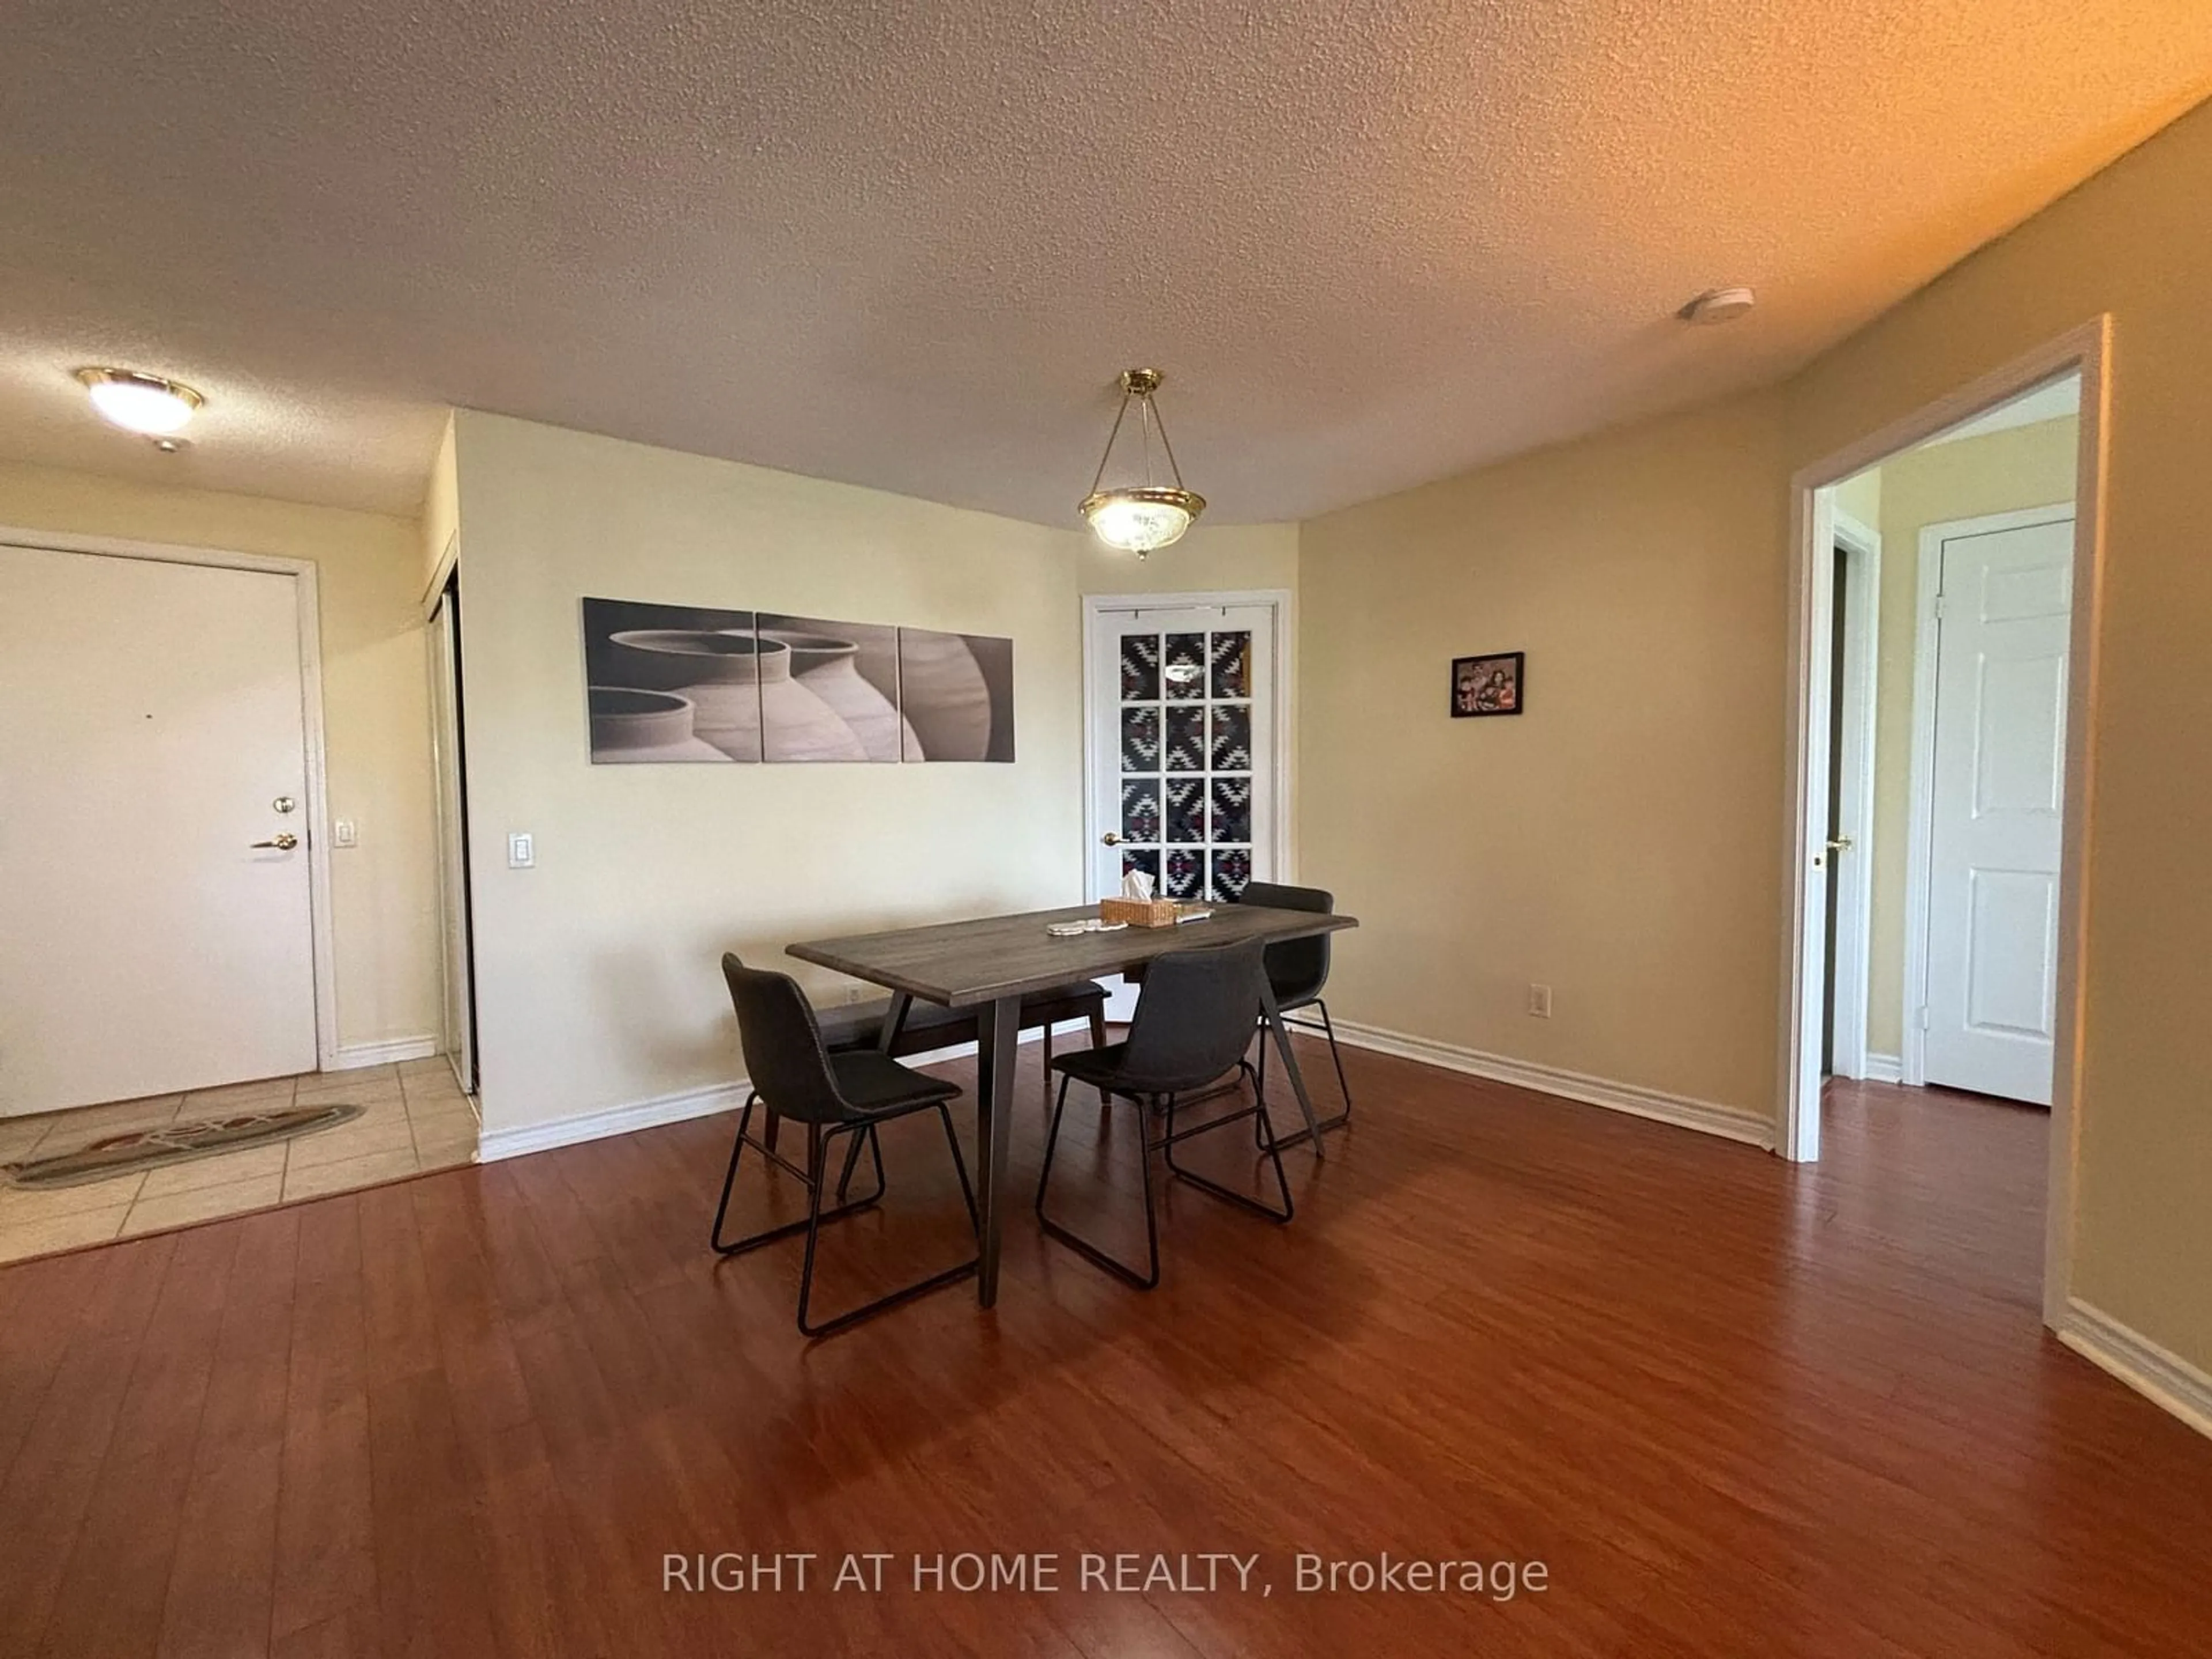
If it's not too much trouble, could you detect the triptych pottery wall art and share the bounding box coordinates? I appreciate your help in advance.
[581,597,1016,764]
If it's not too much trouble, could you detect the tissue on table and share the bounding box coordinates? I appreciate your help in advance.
[1098,866,1183,926]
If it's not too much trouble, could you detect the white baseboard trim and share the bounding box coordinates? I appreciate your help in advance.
[2056,1298,2212,1441]
[328,1035,440,1070]
[1329,1018,1776,1151]
[479,1078,749,1163]
[474,1021,1094,1164]
[1863,1052,1904,1084]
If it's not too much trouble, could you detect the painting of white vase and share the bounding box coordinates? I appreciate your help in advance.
[897,628,1016,761]
[586,687,729,762]
[604,627,773,760]
[757,616,916,763]
[580,597,1013,766]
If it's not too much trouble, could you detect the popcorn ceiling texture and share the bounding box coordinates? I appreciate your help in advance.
[1,1,2207,521]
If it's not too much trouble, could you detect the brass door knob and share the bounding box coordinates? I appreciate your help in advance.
[251,832,300,850]
[1101,832,1124,846]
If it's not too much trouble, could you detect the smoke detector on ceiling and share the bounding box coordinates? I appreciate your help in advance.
[1678,287,1756,325]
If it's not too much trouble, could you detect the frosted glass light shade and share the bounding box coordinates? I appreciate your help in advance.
[1081,486,1204,555]
[77,368,203,435]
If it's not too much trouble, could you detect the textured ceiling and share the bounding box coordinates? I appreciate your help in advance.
[2,2,2209,524]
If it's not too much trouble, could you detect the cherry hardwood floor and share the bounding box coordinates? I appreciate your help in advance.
[1,1041,2206,1657]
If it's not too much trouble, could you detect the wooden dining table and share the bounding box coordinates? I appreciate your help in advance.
[787,900,1358,1307]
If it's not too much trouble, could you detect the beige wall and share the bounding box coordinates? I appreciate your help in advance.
[1301,394,1790,1120]
[1833,467,1881,529]
[0,458,442,1050]
[448,410,1296,1135]
[1299,95,2212,1373]
[1075,521,1298,598]
[421,412,459,591]
[1860,417,2080,1058]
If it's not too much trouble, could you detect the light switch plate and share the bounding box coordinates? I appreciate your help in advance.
[508,832,535,869]
[333,819,358,848]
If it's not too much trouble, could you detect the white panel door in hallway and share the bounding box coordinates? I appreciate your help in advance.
[1922,513,2073,1105]
[0,544,320,1115]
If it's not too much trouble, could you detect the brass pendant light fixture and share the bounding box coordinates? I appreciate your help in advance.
[1079,368,1205,556]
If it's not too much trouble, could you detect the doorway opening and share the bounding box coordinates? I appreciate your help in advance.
[1782,321,2105,1330]
[1821,505,1880,1081]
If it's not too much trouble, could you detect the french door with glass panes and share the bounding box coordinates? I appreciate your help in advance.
[1086,599,1280,911]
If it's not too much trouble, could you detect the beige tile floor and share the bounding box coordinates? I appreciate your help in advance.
[0,1057,477,1264]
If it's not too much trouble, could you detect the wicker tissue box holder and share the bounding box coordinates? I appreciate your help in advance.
[1099,896,1185,928]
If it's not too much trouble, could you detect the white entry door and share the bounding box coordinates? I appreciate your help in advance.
[1921,513,2073,1105]
[1088,599,1280,915]
[0,544,320,1115]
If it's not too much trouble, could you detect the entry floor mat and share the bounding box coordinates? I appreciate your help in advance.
[3,1103,366,1190]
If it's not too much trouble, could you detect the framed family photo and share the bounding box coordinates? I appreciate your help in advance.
[1450,651,1524,718]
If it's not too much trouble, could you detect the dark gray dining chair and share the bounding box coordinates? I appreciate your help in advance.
[1236,880,1352,1128]
[715,954,979,1336]
[1035,938,1292,1290]
[763,979,1112,1161]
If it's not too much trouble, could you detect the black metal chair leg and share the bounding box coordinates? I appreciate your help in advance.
[850,1123,887,1205]
[712,1103,883,1257]
[1161,1062,1293,1224]
[1035,1071,1071,1213]
[709,1093,759,1251]
[936,1103,980,1232]
[832,1116,888,1203]
[794,1120,980,1338]
[1035,1073,1160,1290]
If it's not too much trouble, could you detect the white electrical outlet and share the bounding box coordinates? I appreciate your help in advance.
[1527,983,1553,1018]
[507,831,535,869]
[332,819,358,848]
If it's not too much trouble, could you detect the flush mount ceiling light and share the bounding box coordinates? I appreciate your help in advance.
[1678,286,1756,325]
[74,366,204,437]
[1079,368,1206,557]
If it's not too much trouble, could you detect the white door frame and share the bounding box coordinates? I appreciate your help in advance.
[424,539,478,1093]
[1778,317,2107,1331]
[0,522,341,1071]
[1900,505,2077,1089]
[1826,509,1881,1081]
[421,526,460,622]
[1080,588,1296,901]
